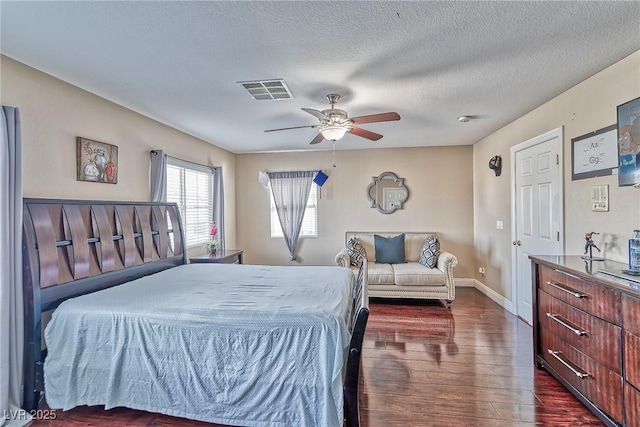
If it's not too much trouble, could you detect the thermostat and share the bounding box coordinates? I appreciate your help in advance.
[591,184,609,212]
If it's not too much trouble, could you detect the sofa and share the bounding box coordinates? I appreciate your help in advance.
[334,232,458,307]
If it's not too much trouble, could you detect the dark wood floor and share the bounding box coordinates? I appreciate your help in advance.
[29,288,603,426]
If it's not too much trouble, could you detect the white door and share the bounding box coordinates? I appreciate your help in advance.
[511,128,564,325]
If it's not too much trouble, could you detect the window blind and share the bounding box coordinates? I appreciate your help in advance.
[270,184,317,237]
[166,158,214,248]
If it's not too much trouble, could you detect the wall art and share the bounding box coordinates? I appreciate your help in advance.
[617,96,640,187]
[76,137,118,184]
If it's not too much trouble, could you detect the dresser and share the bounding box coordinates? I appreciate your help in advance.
[530,255,640,427]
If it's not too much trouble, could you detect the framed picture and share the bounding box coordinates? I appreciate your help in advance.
[616,96,640,187]
[571,124,618,180]
[76,137,118,184]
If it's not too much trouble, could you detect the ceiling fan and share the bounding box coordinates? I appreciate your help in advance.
[264,94,401,144]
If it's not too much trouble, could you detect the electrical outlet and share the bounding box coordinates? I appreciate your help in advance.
[478,267,485,276]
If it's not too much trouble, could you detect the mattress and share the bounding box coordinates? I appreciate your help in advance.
[44,263,355,427]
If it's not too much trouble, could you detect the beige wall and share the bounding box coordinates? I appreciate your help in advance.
[473,50,640,300]
[0,56,237,249]
[5,48,639,297]
[236,146,475,278]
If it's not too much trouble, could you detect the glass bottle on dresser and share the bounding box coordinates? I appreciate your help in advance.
[630,229,640,270]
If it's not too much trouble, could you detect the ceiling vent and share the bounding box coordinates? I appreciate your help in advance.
[238,79,294,100]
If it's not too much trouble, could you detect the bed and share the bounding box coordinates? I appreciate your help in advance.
[21,199,369,427]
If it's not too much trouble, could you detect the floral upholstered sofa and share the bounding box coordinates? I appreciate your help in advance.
[335,232,458,307]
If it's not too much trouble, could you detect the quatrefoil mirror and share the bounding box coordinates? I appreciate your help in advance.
[366,171,409,214]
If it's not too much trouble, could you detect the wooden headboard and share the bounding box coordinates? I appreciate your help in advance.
[22,198,185,411]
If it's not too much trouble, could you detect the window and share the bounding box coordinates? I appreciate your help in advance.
[166,158,214,249]
[270,184,317,237]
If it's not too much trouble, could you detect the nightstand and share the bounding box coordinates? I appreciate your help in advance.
[189,249,244,265]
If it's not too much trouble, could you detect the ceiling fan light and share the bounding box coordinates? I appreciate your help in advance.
[320,125,347,141]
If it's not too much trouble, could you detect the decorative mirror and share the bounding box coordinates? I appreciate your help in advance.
[366,171,409,214]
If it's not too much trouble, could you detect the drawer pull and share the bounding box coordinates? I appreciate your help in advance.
[547,349,589,379]
[546,281,589,299]
[546,313,588,336]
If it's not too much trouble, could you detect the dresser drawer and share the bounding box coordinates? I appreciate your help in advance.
[624,331,640,390]
[539,265,621,324]
[539,290,621,374]
[625,382,640,427]
[623,294,640,336]
[541,328,623,423]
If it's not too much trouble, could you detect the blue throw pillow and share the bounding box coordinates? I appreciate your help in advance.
[374,234,406,264]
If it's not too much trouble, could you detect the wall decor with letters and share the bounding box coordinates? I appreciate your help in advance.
[571,124,618,181]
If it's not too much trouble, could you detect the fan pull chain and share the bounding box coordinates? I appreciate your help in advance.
[332,141,336,168]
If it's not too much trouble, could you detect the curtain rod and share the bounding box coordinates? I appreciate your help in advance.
[266,170,320,174]
[151,150,219,170]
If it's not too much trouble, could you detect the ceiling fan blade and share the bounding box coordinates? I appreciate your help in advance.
[264,124,319,132]
[349,126,383,141]
[350,112,401,125]
[309,133,325,145]
[302,108,329,121]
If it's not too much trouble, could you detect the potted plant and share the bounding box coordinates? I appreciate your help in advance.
[207,221,219,255]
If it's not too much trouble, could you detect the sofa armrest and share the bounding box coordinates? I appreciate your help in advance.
[437,251,458,297]
[437,251,458,272]
[335,247,351,268]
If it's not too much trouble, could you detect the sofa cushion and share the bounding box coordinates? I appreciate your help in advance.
[419,236,440,268]
[366,262,395,285]
[404,233,436,262]
[393,262,445,286]
[347,238,367,267]
[374,234,406,264]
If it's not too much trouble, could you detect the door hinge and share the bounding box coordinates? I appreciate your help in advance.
[556,154,559,165]
[557,231,560,241]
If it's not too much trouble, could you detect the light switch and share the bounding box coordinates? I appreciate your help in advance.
[496,220,504,230]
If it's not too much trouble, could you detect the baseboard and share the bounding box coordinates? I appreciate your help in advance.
[467,278,515,314]
[453,278,475,287]
[448,278,516,314]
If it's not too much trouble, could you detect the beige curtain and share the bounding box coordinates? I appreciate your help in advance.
[212,167,225,250]
[149,150,167,202]
[1,106,29,426]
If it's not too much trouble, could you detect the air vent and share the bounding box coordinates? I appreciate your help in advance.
[238,79,294,100]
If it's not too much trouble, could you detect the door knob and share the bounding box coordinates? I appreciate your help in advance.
[513,240,522,246]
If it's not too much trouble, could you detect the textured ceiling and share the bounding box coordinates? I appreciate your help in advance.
[1,1,639,154]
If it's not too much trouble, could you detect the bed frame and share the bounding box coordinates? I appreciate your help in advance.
[21,198,369,427]
[345,258,369,427]
[21,198,186,412]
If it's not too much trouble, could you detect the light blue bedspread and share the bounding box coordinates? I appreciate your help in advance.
[44,263,355,427]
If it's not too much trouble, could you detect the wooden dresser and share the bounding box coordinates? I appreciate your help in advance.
[530,255,640,427]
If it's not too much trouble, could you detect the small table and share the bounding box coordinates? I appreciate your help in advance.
[189,249,244,265]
